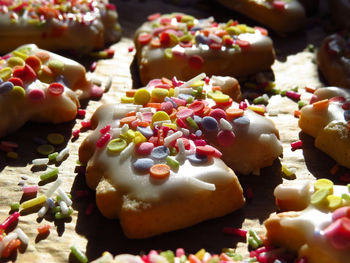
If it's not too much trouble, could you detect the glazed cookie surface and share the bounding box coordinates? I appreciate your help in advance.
[0,0,121,53]
[317,33,350,89]
[299,87,350,168]
[134,13,275,85]
[216,0,305,33]
[0,44,92,137]
[265,180,350,263]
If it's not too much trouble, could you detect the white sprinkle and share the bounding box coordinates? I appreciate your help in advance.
[111,128,121,138]
[181,128,190,136]
[21,175,29,180]
[179,73,206,89]
[56,147,69,162]
[58,187,72,206]
[2,232,18,247]
[136,112,143,121]
[164,131,183,146]
[174,87,180,97]
[45,178,62,198]
[209,33,222,43]
[18,181,25,186]
[179,87,194,94]
[176,138,186,160]
[14,228,29,245]
[121,124,129,134]
[139,107,153,113]
[219,118,232,130]
[167,130,174,136]
[153,120,171,127]
[268,109,279,116]
[60,200,69,215]
[120,142,134,162]
[38,203,50,218]
[104,76,112,91]
[187,177,216,191]
[32,158,49,166]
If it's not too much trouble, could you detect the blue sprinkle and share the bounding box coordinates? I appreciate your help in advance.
[345,110,350,121]
[151,146,170,160]
[193,115,202,125]
[137,126,154,138]
[46,198,55,208]
[165,97,178,108]
[0,81,14,94]
[133,158,154,173]
[202,116,218,132]
[55,75,69,86]
[195,34,208,45]
[0,77,3,83]
[233,116,250,127]
[190,26,202,32]
[178,93,193,102]
[188,153,208,164]
[195,129,202,137]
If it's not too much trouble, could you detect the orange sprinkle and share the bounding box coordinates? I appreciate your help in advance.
[216,29,228,37]
[126,90,136,97]
[211,86,222,92]
[200,29,210,37]
[120,116,137,126]
[126,111,136,117]
[313,99,329,110]
[158,129,164,146]
[146,102,162,109]
[330,164,339,175]
[138,121,149,127]
[150,39,161,48]
[202,106,212,116]
[225,108,244,120]
[37,224,51,234]
[305,86,316,93]
[294,110,301,118]
[161,77,173,86]
[150,164,170,179]
[169,108,178,120]
[2,239,21,258]
[35,51,50,63]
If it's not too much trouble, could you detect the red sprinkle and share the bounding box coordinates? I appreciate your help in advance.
[286,91,301,101]
[81,121,91,129]
[223,227,247,237]
[291,140,303,151]
[100,125,111,135]
[72,129,80,138]
[188,55,204,69]
[273,0,286,10]
[28,89,45,101]
[8,77,23,87]
[96,133,111,148]
[239,101,248,110]
[77,109,86,118]
[37,224,51,234]
[148,13,161,21]
[0,212,20,231]
[138,33,152,45]
[48,82,64,96]
[90,61,97,72]
[85,203,95,215]
[128,46,134,52]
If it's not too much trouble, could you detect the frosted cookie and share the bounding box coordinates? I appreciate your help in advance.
[0,0,121,53]
[134,13,275,85]
[299,87,350,168]
[0,44,93,137]
[265,180,350,263]
[317,33,350,89]
[216,0,305,33]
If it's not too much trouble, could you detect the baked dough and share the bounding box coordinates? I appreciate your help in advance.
[0,0,121,53]
[79,74,282,238]
[216,0,305,33]
[317,33,350,89]
[299,87,350,168]
[0,44,93,137]
[134,13,275,85]
[265,180,350,263]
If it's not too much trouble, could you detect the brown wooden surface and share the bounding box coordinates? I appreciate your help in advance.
[1,0,348,262]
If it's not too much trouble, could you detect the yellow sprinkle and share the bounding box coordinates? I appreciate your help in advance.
[126,129,136,141]
[8,57,24,68]
[162,123,177,130]
[281,164,296,179]
[21,195,46,210]
[12,50,28,60]
[211,93,230,103]
[0,67,13,81]
[121,95,134,104]
[191,80,204,88]
[195,249,206,260]
[7,151,18,159]
[314,178,333,195]
[327,195,342,210]
[37,144,55,156]
[310,188,329,207]
[47,133,64,145]
[152,88,169,101]
[168,88,175,97]
[134,88,151,105]
[133,132,147,145]
[10,86,26,99]
[152,111,170,123]
[248,105,265,114]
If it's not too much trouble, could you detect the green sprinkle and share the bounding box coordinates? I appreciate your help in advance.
[37,144,55,156]
[169,147,178,156]
[48,60,64,73]
[107,138,127,154]
[310,188,329,207]
[179,255,187,263]
[166,156,180,170]
[164,48,173,59]
[348,184,350,192]
[40,168,59,181]
[248,257,258,262]
[47,133,64,145]
[342,193,350,203]
[248,236,259,249]
[298,100,306,109]
[180,34,192,42]
[12,50,28,60]
[48,152,59,161]
[253,96,267,105]
[160,250,175,263]
[280,90,287,96]
[51,206,61,214]
[248,229,263,247]
[291,86,299,92]
[10,202,20,211]
[281,165,296,180]
[55,207,73,219]
[186,117,198,130]
[0,67,12,81]
[270,88,281,95]
[70,246,88,263]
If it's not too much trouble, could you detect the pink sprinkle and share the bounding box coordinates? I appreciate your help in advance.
[148,250,159,257]
[272,0,285,10]
[194,139,206,146]
[257,253,268,263]
[28,89,45,102]
[291,140,303,151]
[223,227,247,237]
[23,185,39,194]
[254,246,268,254]
[343,102,350,110]
[246,187,253,200]
[81,121,91,129]
[128,46,134,52]
[239,101,248,110]
[0,212,20,231]
[72,129,80,138]
[204,76,210,84]
[340,173,350,183]
[295,257,308,263]
[176,118,188,129]
[1,141,19,149]
[217,130,235,146]
[309,95,318,104]
[76,190,89,198]
[286,91,301,101]
[170,97,186,106]
[210,108,227,122]
[77,109,86,118]
[90,61,97,72]
[135,142,154,156]
[85,203,95,215]
[96,133,111,148]
[176,248,185,257]
[100,125,111,135]
[176,108,194,120]
[329,96,346,103]
[90,85,104,98]
[171,76,183,87]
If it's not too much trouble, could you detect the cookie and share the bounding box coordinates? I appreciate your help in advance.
[0,0,121,53]
[0,44,92,137]
[299,87,350,168]
[317,33,350,89]
[134,13,275,85]
[216,0,305,33]
[265,180,350,263]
